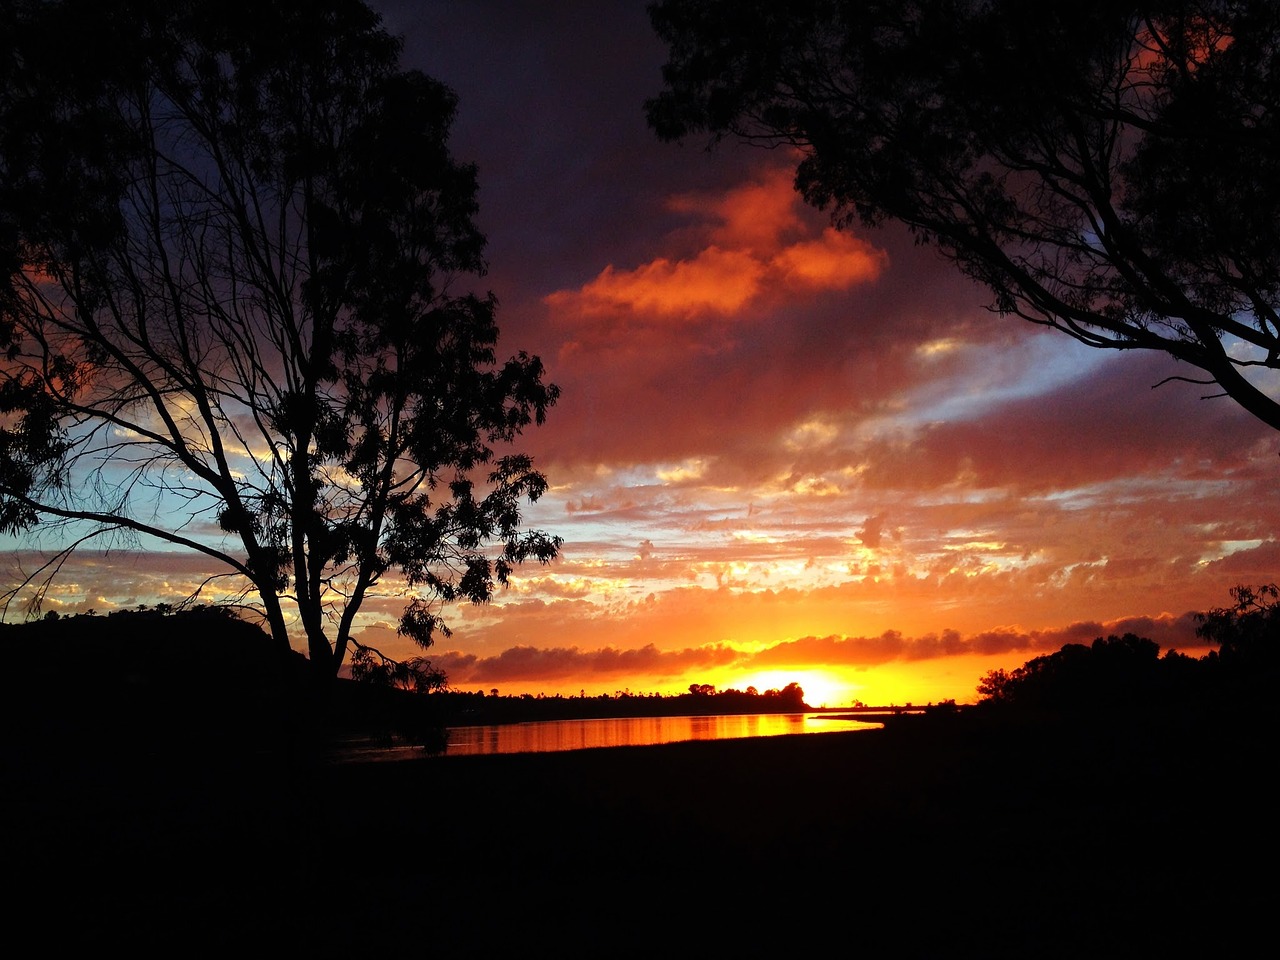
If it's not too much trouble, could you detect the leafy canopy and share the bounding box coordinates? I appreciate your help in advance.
[647,0,1280,429]
[0,0,560,676]
[1195,582,1280,668]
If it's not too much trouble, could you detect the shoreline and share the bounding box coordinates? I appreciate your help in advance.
[326,710,885,762]
[5,711,1269,953]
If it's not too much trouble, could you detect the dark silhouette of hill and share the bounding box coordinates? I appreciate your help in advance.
[0,607,472,765]
[0,610,813,765]
[0,607,315,768]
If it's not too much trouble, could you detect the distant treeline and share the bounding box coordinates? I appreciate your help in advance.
[0,607,812,756]
[8,583,1276,755]
[435,682,810,726]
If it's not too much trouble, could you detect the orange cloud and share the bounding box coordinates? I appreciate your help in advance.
[546,166,888,322]
[551,247,765,318]
[420,608,1209,702]
[434,641,741,684]
[773,228,887,290]
[668,165,804,252]
[745,612,1204,669]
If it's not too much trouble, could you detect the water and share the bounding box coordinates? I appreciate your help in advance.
[440,712,879,757]
[329,712,881,762]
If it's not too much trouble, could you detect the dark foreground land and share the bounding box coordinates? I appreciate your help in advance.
[3,706,1273,957]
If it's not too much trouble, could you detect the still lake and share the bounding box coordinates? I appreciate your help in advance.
[448,712,882,756]
[334,713,882,761]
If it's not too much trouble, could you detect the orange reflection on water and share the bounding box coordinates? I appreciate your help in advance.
[443,713,880,757]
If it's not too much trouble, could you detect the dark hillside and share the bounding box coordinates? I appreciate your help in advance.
[0,608,313,767]
[2,610,1274,955]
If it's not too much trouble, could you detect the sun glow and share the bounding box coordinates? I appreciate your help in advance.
[730,669,848,709]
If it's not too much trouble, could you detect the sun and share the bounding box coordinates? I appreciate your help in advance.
[729,669,851,708]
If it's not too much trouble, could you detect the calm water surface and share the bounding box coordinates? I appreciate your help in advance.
[334,713,881,762]
[444,712,880,756]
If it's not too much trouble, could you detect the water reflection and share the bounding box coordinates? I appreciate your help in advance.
[443,713,880,757]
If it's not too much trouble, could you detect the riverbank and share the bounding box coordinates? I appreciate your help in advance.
[4,706,1269,955]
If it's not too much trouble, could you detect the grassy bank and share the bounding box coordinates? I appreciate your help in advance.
[4,707,1270,956]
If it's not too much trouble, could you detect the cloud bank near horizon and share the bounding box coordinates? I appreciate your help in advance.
[425,610,1208,689]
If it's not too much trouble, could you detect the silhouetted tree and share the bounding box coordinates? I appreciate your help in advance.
[1195,583,1280,669]
[648,1,1280,429]
[776,681,806,709]
[0,1,559,680]
[976,668,1013,704]
[976,634,1166,711]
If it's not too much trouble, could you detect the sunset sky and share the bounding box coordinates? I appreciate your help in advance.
[8,0,1280,707]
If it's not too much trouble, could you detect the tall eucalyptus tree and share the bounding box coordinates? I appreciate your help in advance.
[0,0,560,677]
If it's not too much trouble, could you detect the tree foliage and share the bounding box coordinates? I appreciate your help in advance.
[975,633,1170,710]
[1195,582,1280,668]
[0,0,560,677]
[978,586,1280,711]
[647,0,1280,429]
